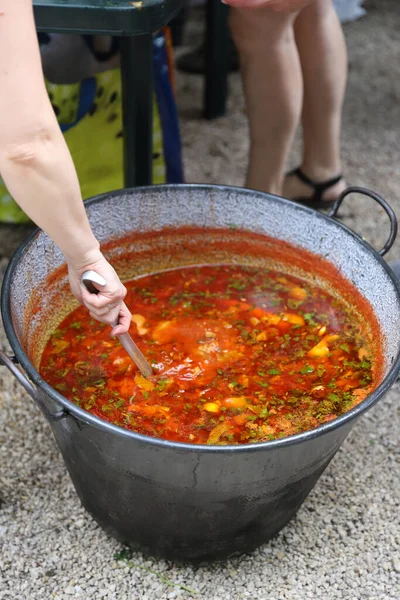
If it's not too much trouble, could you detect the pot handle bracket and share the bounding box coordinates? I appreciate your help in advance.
[328,186,398,257]
[0,350,67,422]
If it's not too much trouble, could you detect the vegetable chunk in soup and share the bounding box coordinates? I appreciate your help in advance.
[40,265,376,445]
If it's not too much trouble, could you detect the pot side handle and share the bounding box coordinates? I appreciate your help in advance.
[0,350,67,422]
[328,186,398,257]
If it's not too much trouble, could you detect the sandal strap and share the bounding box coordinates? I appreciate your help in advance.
[289,167,343,205]
[292,167,343,191]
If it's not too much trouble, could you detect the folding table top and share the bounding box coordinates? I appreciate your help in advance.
[33,0,185,35]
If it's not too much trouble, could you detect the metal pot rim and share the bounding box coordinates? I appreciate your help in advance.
[3,183,400,452]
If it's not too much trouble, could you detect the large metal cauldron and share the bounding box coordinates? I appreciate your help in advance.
[1,185,400,562]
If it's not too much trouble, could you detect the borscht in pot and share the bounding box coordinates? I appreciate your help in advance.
[40,263,381,446]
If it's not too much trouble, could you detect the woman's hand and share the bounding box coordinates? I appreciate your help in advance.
[67,250,131,336]
[223,0,313,12]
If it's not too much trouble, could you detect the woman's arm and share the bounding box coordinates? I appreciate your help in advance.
[0,0,131,335]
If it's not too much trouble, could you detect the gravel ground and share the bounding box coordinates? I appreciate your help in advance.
[1,1,400,599]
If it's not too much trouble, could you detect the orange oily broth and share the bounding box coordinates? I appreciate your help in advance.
[39,265,376,445]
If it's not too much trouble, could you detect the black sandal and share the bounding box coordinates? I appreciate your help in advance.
[287,167,343,210]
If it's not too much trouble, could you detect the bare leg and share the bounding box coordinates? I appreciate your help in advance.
[230,7,302,195]
[283,0,348,202]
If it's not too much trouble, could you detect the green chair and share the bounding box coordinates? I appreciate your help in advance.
[204,0,230,119]
[33,0,185,187]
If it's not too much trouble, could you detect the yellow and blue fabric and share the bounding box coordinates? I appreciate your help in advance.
[0,30,183,224]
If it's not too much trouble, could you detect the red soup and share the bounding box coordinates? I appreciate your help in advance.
[40,264,376,445]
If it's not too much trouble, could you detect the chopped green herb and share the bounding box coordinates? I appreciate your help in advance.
[256,381,270,388]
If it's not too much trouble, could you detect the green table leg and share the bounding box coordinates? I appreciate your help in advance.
[204,0,229,120]
[120,34,154,187]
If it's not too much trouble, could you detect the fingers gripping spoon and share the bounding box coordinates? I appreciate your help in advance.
[81,271,153,378]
